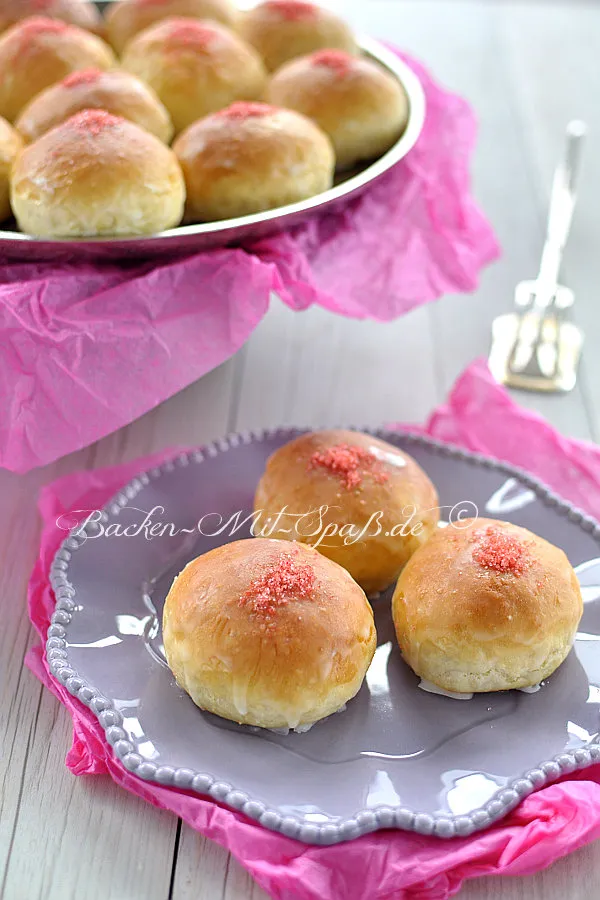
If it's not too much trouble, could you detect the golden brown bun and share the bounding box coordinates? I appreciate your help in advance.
[392,517,583,693]
[253,430,440,594]
[162,538,376,729]
[173,101,334,221]
[105,0,237,55]
[0,0,103,36]
[121,17,267,134]
[11,109,185,237]
[265,50,409,170]
[0,17,116,123]
[239,0,357,73]
[0,116,22,221]
[15,68,173,143]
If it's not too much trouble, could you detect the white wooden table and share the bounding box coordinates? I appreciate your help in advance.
[2,1,600,897]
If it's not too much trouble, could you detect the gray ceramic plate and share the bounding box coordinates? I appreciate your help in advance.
[46,429,600,844]
[0,38,425,262]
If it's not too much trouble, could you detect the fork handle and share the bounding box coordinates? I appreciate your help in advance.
[508,121,586,377]
[537,121,587,292]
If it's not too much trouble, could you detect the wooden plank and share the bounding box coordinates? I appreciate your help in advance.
[4,3,600,899]
[165,3,600,898]
[499,1,600,441]
[3,698,178,900]
[171,837,600,900]
[236,301,438,430]
[0,445,179,900]
[0,469,47,887]
[172,829,269,900]
[1,360,239,900]
[382,0,592,441]
[172,300,438,900]
[461,842,600,899]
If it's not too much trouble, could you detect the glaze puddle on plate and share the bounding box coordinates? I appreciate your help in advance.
[47,429,600,843]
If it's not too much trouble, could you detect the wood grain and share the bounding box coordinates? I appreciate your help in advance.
[0,360,239,900]
[460,842,600,899]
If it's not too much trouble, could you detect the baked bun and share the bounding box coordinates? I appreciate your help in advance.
[392,518,583,694]
[121,17,267,134]
[0,0,103,36]
[253,430,439,595]
[0,116,22,221]
[15,68,173,144]
[265,49,409,170]
[174,101,334,221]
[162,538,376,730]
[0,17,115,123]
[239,0,357,73]
[105,0,237,55]
[11,109,185,237]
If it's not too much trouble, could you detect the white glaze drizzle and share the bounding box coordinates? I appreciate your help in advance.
[264,704,347,736]
[369,445,407,468]
[418,679,474,700]
[417,679,543,699]
[231,680,248,716]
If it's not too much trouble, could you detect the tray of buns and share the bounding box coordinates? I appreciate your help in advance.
[0,0,425,260]
[47,428,600,844]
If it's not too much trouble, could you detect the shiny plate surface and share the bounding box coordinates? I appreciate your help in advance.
[0,39,425,262]
[46,429,600,843]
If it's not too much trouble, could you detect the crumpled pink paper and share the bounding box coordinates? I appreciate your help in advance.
[0,50,499,475]
[26,359,600,900]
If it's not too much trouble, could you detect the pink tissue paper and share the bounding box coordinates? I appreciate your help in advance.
[26,359,600,900]
[0,50,499,475]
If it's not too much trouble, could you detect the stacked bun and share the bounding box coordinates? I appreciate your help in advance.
[239,0,357,72]
[254,429,439,594]
[1,2,411,237]
[15,68,173,144]
[392,518,583,693]
[105,0,238,55]
[0,0,103,36]
[0,17,115,123]
[0,116,22,222]
[163,432,583,734]
[173,102,334,221]
[121,18,267,134]
[11,110,185,237]
[266,49,410,170]
[163,538,376,730]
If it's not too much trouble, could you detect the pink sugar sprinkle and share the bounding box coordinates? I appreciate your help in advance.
[165,19,218,45]
[239,553,315,617]
[471,526,530,575]
[263,0,317,21]
[217,102,274,120]
[16,16,69,36]
[373,470,390,485]
[15,16,72,46]
[308,443,389,490]
[310,49,353,74]
[69,109,122,135]
[62,68,103,88]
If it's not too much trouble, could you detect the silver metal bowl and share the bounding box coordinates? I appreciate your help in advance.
[0,37,425,261]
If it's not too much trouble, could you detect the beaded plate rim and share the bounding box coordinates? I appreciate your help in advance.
[46,427,600,844]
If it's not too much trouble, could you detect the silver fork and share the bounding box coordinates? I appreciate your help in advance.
[489,121,587,392]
